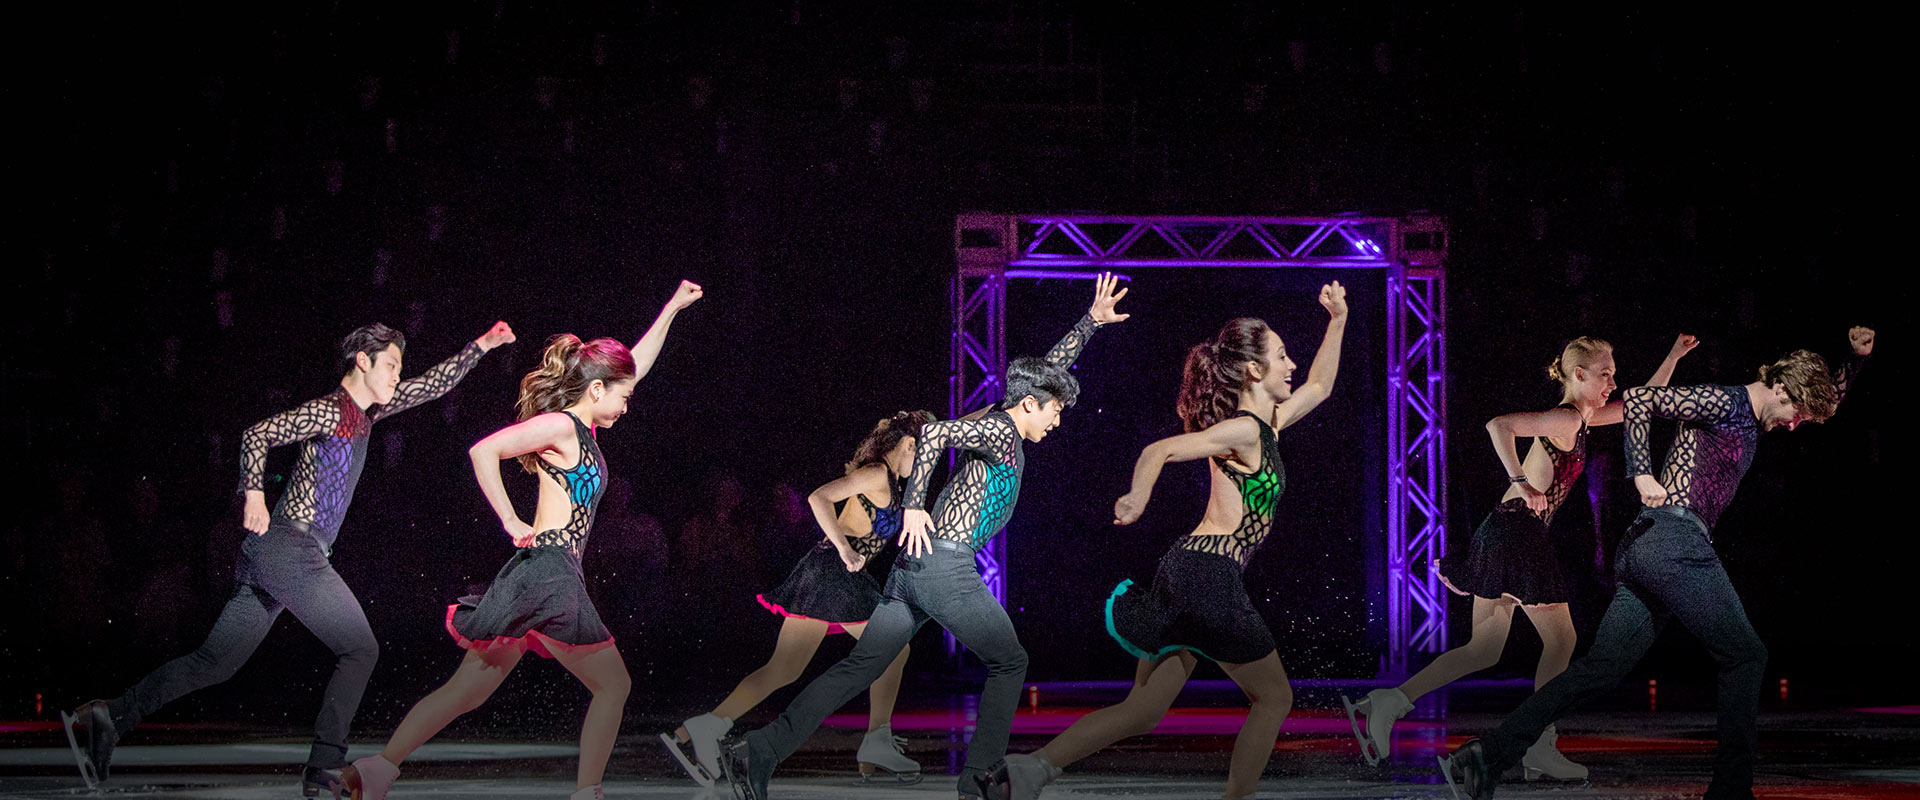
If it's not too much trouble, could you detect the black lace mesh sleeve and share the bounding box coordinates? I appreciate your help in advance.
[1043,313,1101,369]
[371,341,485,420]
[900,415,1019,510]
[1622,384,1743,477]
[1834,352,1869,409]
[237,395,343,493]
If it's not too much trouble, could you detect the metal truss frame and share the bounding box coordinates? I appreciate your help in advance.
[951,212,1448,675]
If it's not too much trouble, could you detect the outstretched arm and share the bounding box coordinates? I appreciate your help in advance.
[1835,326,1874,408]
[374,322,515,420]
[1271,281,1348,431]
[630,280,704,381]
[807,464,891,571]
[236,395,343,533]
[469,412,576,547]
[1113,416,1262,525]
[1043,272,1130,368]
[1592,333,1696,427]
[1484,407,1584,512]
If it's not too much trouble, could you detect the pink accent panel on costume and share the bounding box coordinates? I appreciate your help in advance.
[443,604,614,660]
[753,594,867,636]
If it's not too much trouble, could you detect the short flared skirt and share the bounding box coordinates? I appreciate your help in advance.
[1104,546,1276,665]
[445,545,614,659]
[1435,501,1571,605]
[755,541,886,635]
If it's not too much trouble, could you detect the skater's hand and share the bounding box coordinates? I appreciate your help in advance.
[835,542,869,572]
[899,509,933,557]
[1633,474,1669,507]
[1849,325,1875,356]
[1319,281,1348,319]
[475,321,516,352]
[667,279,704,312]
[1668,333,1698,361]
[1518,482,1548,513]
[505,517,537,547]
[242,490,271,534]
[1113,491,1149,525]
[1089,271,1131,325]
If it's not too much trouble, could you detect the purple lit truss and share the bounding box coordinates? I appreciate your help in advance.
[951,213,1449,677]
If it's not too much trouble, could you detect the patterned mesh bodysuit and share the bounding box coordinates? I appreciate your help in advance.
[237,342,483,549]
[901,314,1101,550]
[531,411,607,559]
[1524,402,1588,527]
[1625,355,1865,529]
[1177,411,1287,566]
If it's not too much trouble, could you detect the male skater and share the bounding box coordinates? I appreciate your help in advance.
[1440,327,1874,800]
[64,320,516,796]
[721,274,1131,799]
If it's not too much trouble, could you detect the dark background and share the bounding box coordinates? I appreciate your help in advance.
[2,2,1905,735]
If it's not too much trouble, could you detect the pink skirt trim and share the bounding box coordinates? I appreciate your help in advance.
[444,604,614,660]
[753,594,867,636]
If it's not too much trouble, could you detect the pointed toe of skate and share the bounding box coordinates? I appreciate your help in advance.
[661,731,717,787]
[855,725,921,785]
[303,765,348,798]
[61,700,118,790]
[342,755,399,800]
[1437,738,1496,800]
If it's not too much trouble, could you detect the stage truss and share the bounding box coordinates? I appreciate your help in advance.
[950,212,1449,676]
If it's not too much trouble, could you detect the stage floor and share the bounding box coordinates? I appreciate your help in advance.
[3,683,1916,798]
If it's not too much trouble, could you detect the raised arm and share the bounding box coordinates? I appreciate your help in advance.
[1835,325,1875,408]
[1043,272,1131,368]
[374,322,513,419]
[1113,416,1262,525]
[630,280,704,381]
[237,395,345,533]
[468,412,577,547]
[807,464,891,571]
[1271,281,1348,431]
[1484,407,1584,511]
[1592,333,1697,427]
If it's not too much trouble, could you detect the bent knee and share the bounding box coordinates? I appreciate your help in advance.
[987,646,1029,675]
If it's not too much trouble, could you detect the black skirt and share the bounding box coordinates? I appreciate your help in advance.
[1104,546,1277,665]
[445,545,613,659]
[1436,501,1571,605]
[755,541,886,635]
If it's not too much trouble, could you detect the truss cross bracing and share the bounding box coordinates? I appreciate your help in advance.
[951,213,1449,676]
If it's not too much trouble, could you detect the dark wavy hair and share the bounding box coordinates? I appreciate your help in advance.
[845,410,938,474]
[1177,317,1272,432]
[513,334,636,473]
[338,323,406,377]
[1002,357,1079,410]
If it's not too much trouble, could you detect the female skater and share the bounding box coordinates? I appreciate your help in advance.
[661,410,936,787]
[988,283,1348,800]
[342,280,702,800]
[1343,333,1696,779]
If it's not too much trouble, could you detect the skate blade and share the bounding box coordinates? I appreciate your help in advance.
[659,732,717,787]
[855,765,923,786]
[1339,694,1384,766]
[1523,767,1591,786]
[59,710,100,791]
[1437,754,1471,800]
